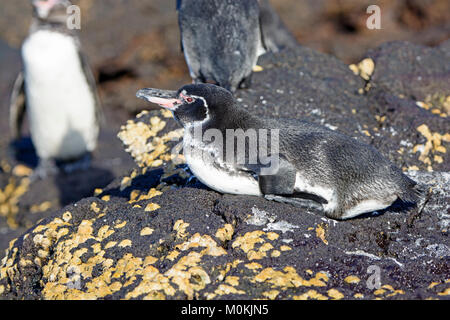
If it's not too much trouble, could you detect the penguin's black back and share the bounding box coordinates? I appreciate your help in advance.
[215,109,417,200]
[267,118,417,200]
[178,0,261,91]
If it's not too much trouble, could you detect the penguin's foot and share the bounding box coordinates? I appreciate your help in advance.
[265,195,323,211]
[30,159,59,182]
[62,153,92,174]
[239,75,253,89]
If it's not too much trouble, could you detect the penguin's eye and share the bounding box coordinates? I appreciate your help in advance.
[185,97,194,103]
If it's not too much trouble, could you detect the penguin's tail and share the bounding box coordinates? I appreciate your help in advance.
[396,174,424,205]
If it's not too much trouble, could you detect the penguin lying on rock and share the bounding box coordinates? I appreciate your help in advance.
[10,0,102,180]
[137,84,421,220]
[177,0,298,93]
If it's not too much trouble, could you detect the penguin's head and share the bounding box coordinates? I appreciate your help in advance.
[136,84,234,127]
[32,0,71,23]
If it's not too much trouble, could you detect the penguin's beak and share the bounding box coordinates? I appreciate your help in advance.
[136,88,181,110]
[33,0,60,19]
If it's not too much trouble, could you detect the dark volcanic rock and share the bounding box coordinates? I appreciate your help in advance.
[1,43,449,300]
[237,46,375,140]
[364,41,450,172]
[368,41,450,101]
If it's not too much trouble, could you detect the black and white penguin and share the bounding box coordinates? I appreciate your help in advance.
[177,0,264,92]
[9,0,101,178]
[137,84,420,220]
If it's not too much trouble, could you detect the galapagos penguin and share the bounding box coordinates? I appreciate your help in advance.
[177,0,263,92]
[137,83,420,220]
[9,0,101,179]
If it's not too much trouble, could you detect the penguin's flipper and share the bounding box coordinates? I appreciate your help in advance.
[258,0,299,52]
[176,0,182,11]
[258,156,296,195]
[78,50,104,126]
[9,71,26,140]
[265,194,323,211]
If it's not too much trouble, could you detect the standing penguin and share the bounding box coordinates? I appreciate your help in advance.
[177,0,263,92]
[137,84,420,220]
[10,0,101,179]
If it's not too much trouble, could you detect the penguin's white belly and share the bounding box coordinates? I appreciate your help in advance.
[22,30,98,160]
[294,172,338,213]
[184,148,262,196]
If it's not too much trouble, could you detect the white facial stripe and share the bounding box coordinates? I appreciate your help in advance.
[184,93,211,128]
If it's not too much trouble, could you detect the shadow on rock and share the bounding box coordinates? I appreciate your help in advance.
[9,137,38,169]
[54,166,115,207]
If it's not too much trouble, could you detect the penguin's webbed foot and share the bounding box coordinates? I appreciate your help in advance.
[265,195,323,211]
[30,159,59,182]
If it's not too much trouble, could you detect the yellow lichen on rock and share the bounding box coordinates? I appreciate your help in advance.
[262,290,279,299]
[118,240,132,248]
[130,188,162,204]
[270,250,281,258]
[327,288,344,300]
[118,110,185,168]
[254,267,328,289]
[175,233,227,257]
[232,231,266,253]
[173,220,190,239]
[349,58,375,80]
[294,289,328,300]
[232,231,281,261]
[0,177,30,229]
[104,241,117,249]
[12,164,33,177]
[118,119,164,165]
[145,203,160,212]
[140,227,154,236]
[344,275,361,284]
[224,276,239,286]
[164,252,211,299]
[372,284,405,298]
[114,221,127,229]
[30,201,53,214]
[90,202,100,213]
[206,284,246,299]
[97,225,115,241]
[437,288,450,296]
[315,223,328,245]
[62,211,72,223]
[245,262,263,271]
[215,224,234,242]
[413,124,449,171]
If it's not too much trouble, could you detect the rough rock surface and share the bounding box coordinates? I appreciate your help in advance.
[1,43,449,300]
